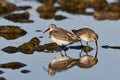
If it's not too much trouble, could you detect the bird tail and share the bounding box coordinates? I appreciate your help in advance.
[71,29,77,33]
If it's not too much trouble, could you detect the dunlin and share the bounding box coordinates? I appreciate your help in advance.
[44,24,79,48]
[72,28,98,48]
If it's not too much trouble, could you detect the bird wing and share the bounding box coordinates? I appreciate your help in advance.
[50,30,74,41]
[75,28,95,36]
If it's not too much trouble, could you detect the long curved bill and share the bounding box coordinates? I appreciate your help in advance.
[43,28,49,34]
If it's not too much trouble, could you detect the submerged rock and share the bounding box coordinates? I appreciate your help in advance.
[0,25,27,40]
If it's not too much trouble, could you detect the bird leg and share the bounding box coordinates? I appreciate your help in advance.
[86,42,89,46]
[61,45,68,56]
[79,39,83,46]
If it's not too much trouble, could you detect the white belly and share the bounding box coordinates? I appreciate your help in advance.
[51,36,70,45]
[80,35,94,42]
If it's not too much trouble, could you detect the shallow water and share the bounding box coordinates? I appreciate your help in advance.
[0,0,120,80]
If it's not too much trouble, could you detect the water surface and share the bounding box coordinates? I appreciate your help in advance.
[0,0,120,80]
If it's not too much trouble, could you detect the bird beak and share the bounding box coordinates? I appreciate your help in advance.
[43,28,49,34]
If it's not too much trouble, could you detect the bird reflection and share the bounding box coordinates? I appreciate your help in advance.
[44,55,78,76]
[76,46,98,68]
[43,45,99,75]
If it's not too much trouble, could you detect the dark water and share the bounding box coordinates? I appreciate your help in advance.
[0,0,120,80]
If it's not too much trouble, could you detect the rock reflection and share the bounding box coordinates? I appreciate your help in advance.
[0,25,27,40]
[0,77,6,80]
[76,46,98,68]
[21,69,31,74]
[0,70,4,75]
[0,62,26,69]
[46,55,78,76]
[102,45,120,49]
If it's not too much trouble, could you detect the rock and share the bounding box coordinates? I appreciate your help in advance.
[0,25,27,40]
[0,0,17,16]
[2,46,18,53]
[94,11,120,20]
[18,37,40,54]
[0,62,26,69]
[4,11,34,23]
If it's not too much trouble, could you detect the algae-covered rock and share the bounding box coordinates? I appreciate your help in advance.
[18,37,40,54]
[0,25,26,34]
[43,43,58,52]
[0,25,27,40]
